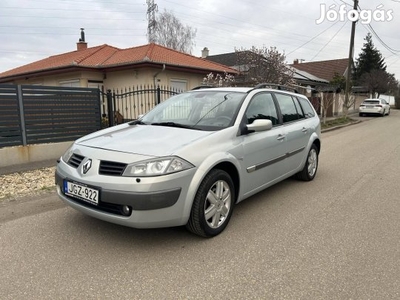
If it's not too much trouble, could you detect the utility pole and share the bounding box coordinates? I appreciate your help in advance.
[344,0,359,115]
[146,0,158,43]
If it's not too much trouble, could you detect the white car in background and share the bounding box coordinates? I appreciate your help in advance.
[55,84,321,237]
[359,98,391,117]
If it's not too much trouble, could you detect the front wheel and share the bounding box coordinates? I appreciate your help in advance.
[296,144,319,181]
[186,169,235,237]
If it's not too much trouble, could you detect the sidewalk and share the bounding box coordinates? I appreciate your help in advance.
[0,159,57,176]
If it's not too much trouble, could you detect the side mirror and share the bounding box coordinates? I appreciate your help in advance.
[246,119,273,132]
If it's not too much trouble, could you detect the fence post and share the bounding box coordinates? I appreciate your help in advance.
[17,85,27,146]
[156,86,161,105]
[107,89,114,127]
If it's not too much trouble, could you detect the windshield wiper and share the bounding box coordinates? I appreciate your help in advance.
[128,120,147,125]
[151,122,195,129]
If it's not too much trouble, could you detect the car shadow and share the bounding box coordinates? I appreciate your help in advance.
[60,176,304,248]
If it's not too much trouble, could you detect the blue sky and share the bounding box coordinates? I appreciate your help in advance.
[1,0,399,78]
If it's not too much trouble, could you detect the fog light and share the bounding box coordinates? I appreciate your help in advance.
[122,205,131,216]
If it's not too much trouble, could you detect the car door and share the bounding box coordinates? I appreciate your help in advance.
[240,92,287,197]
[273,93,310,175]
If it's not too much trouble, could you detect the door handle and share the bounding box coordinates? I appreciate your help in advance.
[277,134,286,141]
[302,127,308,133]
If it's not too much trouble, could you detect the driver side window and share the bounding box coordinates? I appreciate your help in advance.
[246,93,278,125]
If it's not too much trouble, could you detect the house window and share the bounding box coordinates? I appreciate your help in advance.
[170,79,187,92]
[59,79,80,87]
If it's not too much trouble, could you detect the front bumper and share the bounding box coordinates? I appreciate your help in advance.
[55,158,197,229]
[56,171,181,211]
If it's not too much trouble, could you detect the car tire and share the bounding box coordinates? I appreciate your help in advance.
[186,169,235,237]
[296,144,318,181]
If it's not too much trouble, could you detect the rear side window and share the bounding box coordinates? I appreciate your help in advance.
[297,97,315,118]
[274,93,299,123]
[293,97,305,119]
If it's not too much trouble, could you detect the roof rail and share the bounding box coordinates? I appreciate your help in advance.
[253,83,299,94]
[191,85,215,90]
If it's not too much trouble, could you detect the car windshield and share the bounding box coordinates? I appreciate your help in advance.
[140,90,246,131]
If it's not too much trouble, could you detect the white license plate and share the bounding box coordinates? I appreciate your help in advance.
[64,181,99,205]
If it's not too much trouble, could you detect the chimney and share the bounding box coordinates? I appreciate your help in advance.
[77,28,87,51]
[201,47,209,58]
[293,59,299,65]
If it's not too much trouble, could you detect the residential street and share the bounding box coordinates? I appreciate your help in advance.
[1,111,400,299]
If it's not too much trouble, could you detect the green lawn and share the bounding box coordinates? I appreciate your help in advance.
[321,116,355,130]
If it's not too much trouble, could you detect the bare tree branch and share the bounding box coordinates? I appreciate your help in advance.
[153,9,197,54]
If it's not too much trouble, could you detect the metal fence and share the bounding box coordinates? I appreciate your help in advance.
[101,84,182,126]
[0,85,101,148]
[0,84,182,148]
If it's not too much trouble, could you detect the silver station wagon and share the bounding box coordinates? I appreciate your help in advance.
[55,84,321,237]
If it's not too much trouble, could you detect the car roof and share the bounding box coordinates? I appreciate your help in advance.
[190,86,302,97]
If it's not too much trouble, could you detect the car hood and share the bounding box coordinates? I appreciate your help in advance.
[76,124,214,156]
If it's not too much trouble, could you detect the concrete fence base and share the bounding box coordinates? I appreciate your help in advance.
[0,142,72,168]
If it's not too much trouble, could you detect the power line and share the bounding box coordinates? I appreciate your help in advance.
[286,21,341,56]
[311,20,348,61]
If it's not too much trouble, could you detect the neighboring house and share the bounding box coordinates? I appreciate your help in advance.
[204,49,331,90]
[290,58,349,84]
[204,50,331,114]
[0,33,238,92]
[290,58,367,115]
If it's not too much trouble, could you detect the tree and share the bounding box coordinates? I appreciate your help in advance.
[330,72,347,92]
[235,46,295,86]
[152,9,197,54]
[359,69,397,97]
[202,72,235,87]
[354,33,386,84]
[318,73,348,124]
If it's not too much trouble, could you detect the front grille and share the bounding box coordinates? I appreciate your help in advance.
[99,160,127,176]
[68,154,85,168]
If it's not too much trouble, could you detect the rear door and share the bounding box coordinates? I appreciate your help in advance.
[273,93,310,174]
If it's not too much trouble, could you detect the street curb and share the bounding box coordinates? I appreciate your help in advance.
[321,120,362,133]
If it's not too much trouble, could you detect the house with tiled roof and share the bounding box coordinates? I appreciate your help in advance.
[203,50,332,89]
[290,58,349,83]
[0,33,238,92]
[204,50,358,116]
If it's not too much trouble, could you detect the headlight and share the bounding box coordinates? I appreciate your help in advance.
[123,157,194,177]
[61,145,74,163]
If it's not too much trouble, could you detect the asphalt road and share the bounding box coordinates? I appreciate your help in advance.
[1,111,400,299]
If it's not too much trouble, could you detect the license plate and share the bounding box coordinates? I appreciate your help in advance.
[64,181,99,205]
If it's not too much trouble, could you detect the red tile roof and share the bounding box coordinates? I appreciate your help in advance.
[0,43,238,80]
[289,58,349,82]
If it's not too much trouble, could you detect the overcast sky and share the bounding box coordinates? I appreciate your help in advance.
[1,0,399,78]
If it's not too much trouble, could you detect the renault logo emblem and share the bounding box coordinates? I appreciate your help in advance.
[82,159,92,174]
